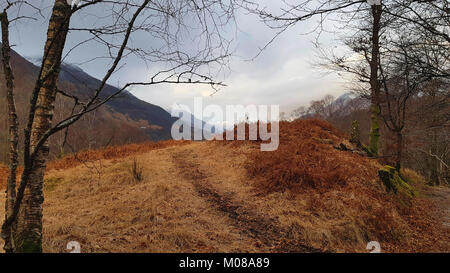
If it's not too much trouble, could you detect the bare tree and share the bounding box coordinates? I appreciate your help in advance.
[377,47,428,170]
[0,2,19,253]
[339,2,449,170]
[288,106,305,120]
[306,94,334,119]
[243,0,449,157]
[243,0,384,155]
[1,0,239,252]
[405,79,449,186]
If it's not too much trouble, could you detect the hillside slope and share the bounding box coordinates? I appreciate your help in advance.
[0,49,176,162]
[57,61,176,140]
[0,120,448,253]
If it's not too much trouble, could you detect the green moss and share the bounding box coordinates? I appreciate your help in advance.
[16,237,42,253]
[378,165,416,205]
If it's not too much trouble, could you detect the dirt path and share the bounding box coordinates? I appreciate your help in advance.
[171,146,319,253]
[427,186,450,229]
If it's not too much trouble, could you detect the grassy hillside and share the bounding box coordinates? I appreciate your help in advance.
[0,49,176,163]
[0,120,448,252]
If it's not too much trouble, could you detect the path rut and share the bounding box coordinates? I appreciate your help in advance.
[171,147,320,253]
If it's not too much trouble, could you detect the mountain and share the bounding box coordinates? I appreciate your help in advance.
[0,49,177,159]
[47,56,176,140]
[334,92,354,105]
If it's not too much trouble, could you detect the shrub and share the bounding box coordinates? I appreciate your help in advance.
[130,158,144,183]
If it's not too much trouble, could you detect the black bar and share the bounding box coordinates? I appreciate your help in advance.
[0,253,446,272]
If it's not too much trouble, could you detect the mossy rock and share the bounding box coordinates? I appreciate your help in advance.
[378,165,416,203]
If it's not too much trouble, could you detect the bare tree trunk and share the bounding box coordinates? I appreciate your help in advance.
[395,131,402,171]
[429,133,441,186]
[429,157,440,186]
[13,0,72,252]
[368,4,382,156]
[0,10,19,253]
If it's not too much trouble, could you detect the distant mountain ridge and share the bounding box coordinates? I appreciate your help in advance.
[24,55,177,140]
[0,48,182,160]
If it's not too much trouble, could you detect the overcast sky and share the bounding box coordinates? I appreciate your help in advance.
[7,0,348,116]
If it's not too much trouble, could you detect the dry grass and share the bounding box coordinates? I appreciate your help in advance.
[0,120,448,253]
[224,119,449,252]
[402,168,427,186]
[47,140,189,170]
[40,147,254,253]
[246,119,363,192]
[0,140,188,190]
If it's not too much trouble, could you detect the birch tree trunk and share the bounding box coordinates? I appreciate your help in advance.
[0,10,19,253]
[13,0,72,253]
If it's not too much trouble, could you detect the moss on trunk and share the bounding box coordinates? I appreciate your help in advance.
[16,236,42,253]
[378,165,416,206]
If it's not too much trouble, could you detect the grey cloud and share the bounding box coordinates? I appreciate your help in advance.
[7,0,347,116]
